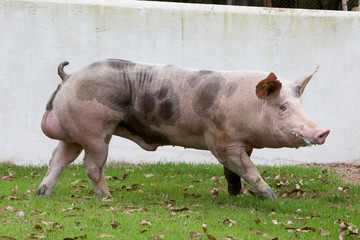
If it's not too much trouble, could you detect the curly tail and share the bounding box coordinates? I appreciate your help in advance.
[58,61,70,81]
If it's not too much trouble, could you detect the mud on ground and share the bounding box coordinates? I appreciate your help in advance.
[304,163,360,185]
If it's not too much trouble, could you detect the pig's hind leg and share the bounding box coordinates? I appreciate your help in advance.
[39,142,83,195]
[224,166,241,196]
[83,143,111,196]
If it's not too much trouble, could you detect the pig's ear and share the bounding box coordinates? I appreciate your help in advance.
[293,66,319,96]
[256,72,282,99]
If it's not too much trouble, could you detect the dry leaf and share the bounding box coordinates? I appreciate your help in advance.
[71,179,87,185]
[6,206,14,212]
[12,186,18,196]
[53,223,63,229]
[144,174,155,178]
[223,219,237,227]
[110,221,121,229]
[26,234,47,239]
[202,223,207,233]
[97,233,116,238]
[170,207,189,213]
[101,197,116,202]
[139,220,152,226]
[189,232,203,239]
[210,188,219,197]
[33,224,43,231]
[152,235,164,239]
[210,176,220,182]
[16,210,25,218]
[206,234,216,240]
[0,236,17,240]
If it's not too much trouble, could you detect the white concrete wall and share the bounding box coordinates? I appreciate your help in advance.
[1,0,359,166]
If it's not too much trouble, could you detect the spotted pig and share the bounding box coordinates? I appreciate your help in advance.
[39,59,330,199]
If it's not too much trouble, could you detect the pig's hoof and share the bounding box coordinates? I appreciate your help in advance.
[259,188,276,200]
[38,184,49,196]
[267,189,276,199]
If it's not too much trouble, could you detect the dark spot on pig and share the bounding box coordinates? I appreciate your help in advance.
[107,59,135,70]
[46,84,61,111]
[104,134,112,144]
[137,82,180,126]
[157,87,168,100]
[187,70,213,88]
[292,86,301,98]
[213,113,226,130]
[119,113,170,145]
[139,94,156,115]
[77,80,132,112]
[159,100,174,121]
[225,82,238,98]
[192,73,225,117]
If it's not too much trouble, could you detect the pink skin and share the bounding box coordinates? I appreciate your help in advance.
[38,60,330,199]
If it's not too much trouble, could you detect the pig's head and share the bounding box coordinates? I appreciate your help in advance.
[254,68,330,148]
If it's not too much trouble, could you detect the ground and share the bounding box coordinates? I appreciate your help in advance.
[305,163,360,185]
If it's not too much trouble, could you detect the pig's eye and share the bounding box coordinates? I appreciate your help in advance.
[280,104,288,112]
[279,102,290,116]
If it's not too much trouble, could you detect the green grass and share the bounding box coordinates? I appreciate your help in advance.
[0,162,359,239]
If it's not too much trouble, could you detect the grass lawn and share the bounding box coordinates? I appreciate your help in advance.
[0,162,359,239]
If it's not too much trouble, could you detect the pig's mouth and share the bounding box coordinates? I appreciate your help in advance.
[291,129,330,146]
[292,131,316,146]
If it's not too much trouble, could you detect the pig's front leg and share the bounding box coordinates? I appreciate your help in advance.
[218,147,275,199]
[223,149,253,196]
[39,142,83,195]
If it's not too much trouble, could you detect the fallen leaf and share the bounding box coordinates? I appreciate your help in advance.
[189,232,203,239]
[170,207,189,213]
[152,235,164,239]
[12,185,18,196]
[139,220,151,226]
[63,235,87,240]
[202,223,207,233]
[223,219,237,227]
[16,210,25,218]
[144,174,155,178]
[97,233,116,238]
[26,234,47,239]
[71,179,87,185]
[62,207,86,212]
[0,236,17,240]
[110,221,121,229]
[210,176,220,182]
[206,234,216,240]
[140,229,148,234]
[6,206,14,212]
[53,223,63,229]
[285,226,316,233]
[182,185,202,198]
[210,188,219,197]
[33,224,43,231]
[101,197,116,202]
[64,215,83,218]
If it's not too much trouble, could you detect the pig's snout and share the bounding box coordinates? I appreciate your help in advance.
[295,121,330,146]
[314,129,330,145]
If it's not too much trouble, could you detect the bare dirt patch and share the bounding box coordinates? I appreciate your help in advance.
[307,163,360,185]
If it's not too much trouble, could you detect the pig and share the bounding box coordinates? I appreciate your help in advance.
[39,59,330,199]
